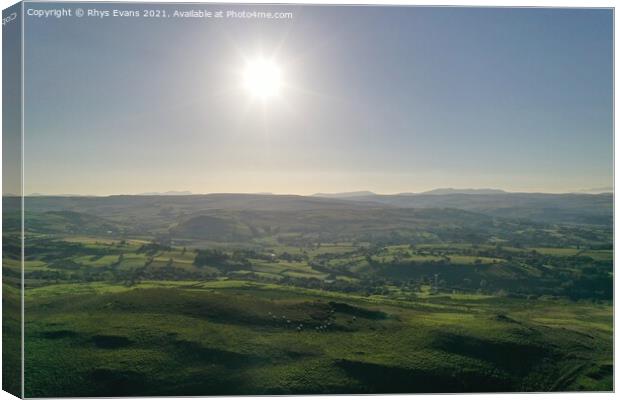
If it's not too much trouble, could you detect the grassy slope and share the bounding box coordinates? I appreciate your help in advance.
[2,283,22,397]
[24,280,612,397]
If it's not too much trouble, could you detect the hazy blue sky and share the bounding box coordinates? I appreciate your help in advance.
[23,4,613,195]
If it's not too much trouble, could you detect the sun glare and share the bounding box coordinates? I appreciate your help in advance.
[243,58,283,100]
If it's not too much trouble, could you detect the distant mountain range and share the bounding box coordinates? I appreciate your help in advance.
[313,187,613,197]
[20,187,613,198]
[420,188,507,195]
[312,191,377,198]
[137,191,193,196]
[312,189,507,197]
[573,187,613,194]
[5,190,610,229]
[313,188,509,199]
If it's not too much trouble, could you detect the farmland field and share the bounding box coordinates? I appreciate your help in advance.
[2,193,614,395]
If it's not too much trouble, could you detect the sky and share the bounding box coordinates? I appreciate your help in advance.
[21,4,613,195]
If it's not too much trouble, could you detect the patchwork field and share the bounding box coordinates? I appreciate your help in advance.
[2,193,613,395]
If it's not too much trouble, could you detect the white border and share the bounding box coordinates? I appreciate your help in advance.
[0,1,616,400]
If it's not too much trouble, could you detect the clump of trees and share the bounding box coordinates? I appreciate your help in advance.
[193,249,229,267]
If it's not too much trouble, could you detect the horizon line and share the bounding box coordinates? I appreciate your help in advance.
[5,188,614,197]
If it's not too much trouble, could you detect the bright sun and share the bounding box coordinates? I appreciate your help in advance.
[243,58,283,100]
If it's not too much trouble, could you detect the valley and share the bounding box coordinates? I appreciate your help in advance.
[2,192,613,395]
